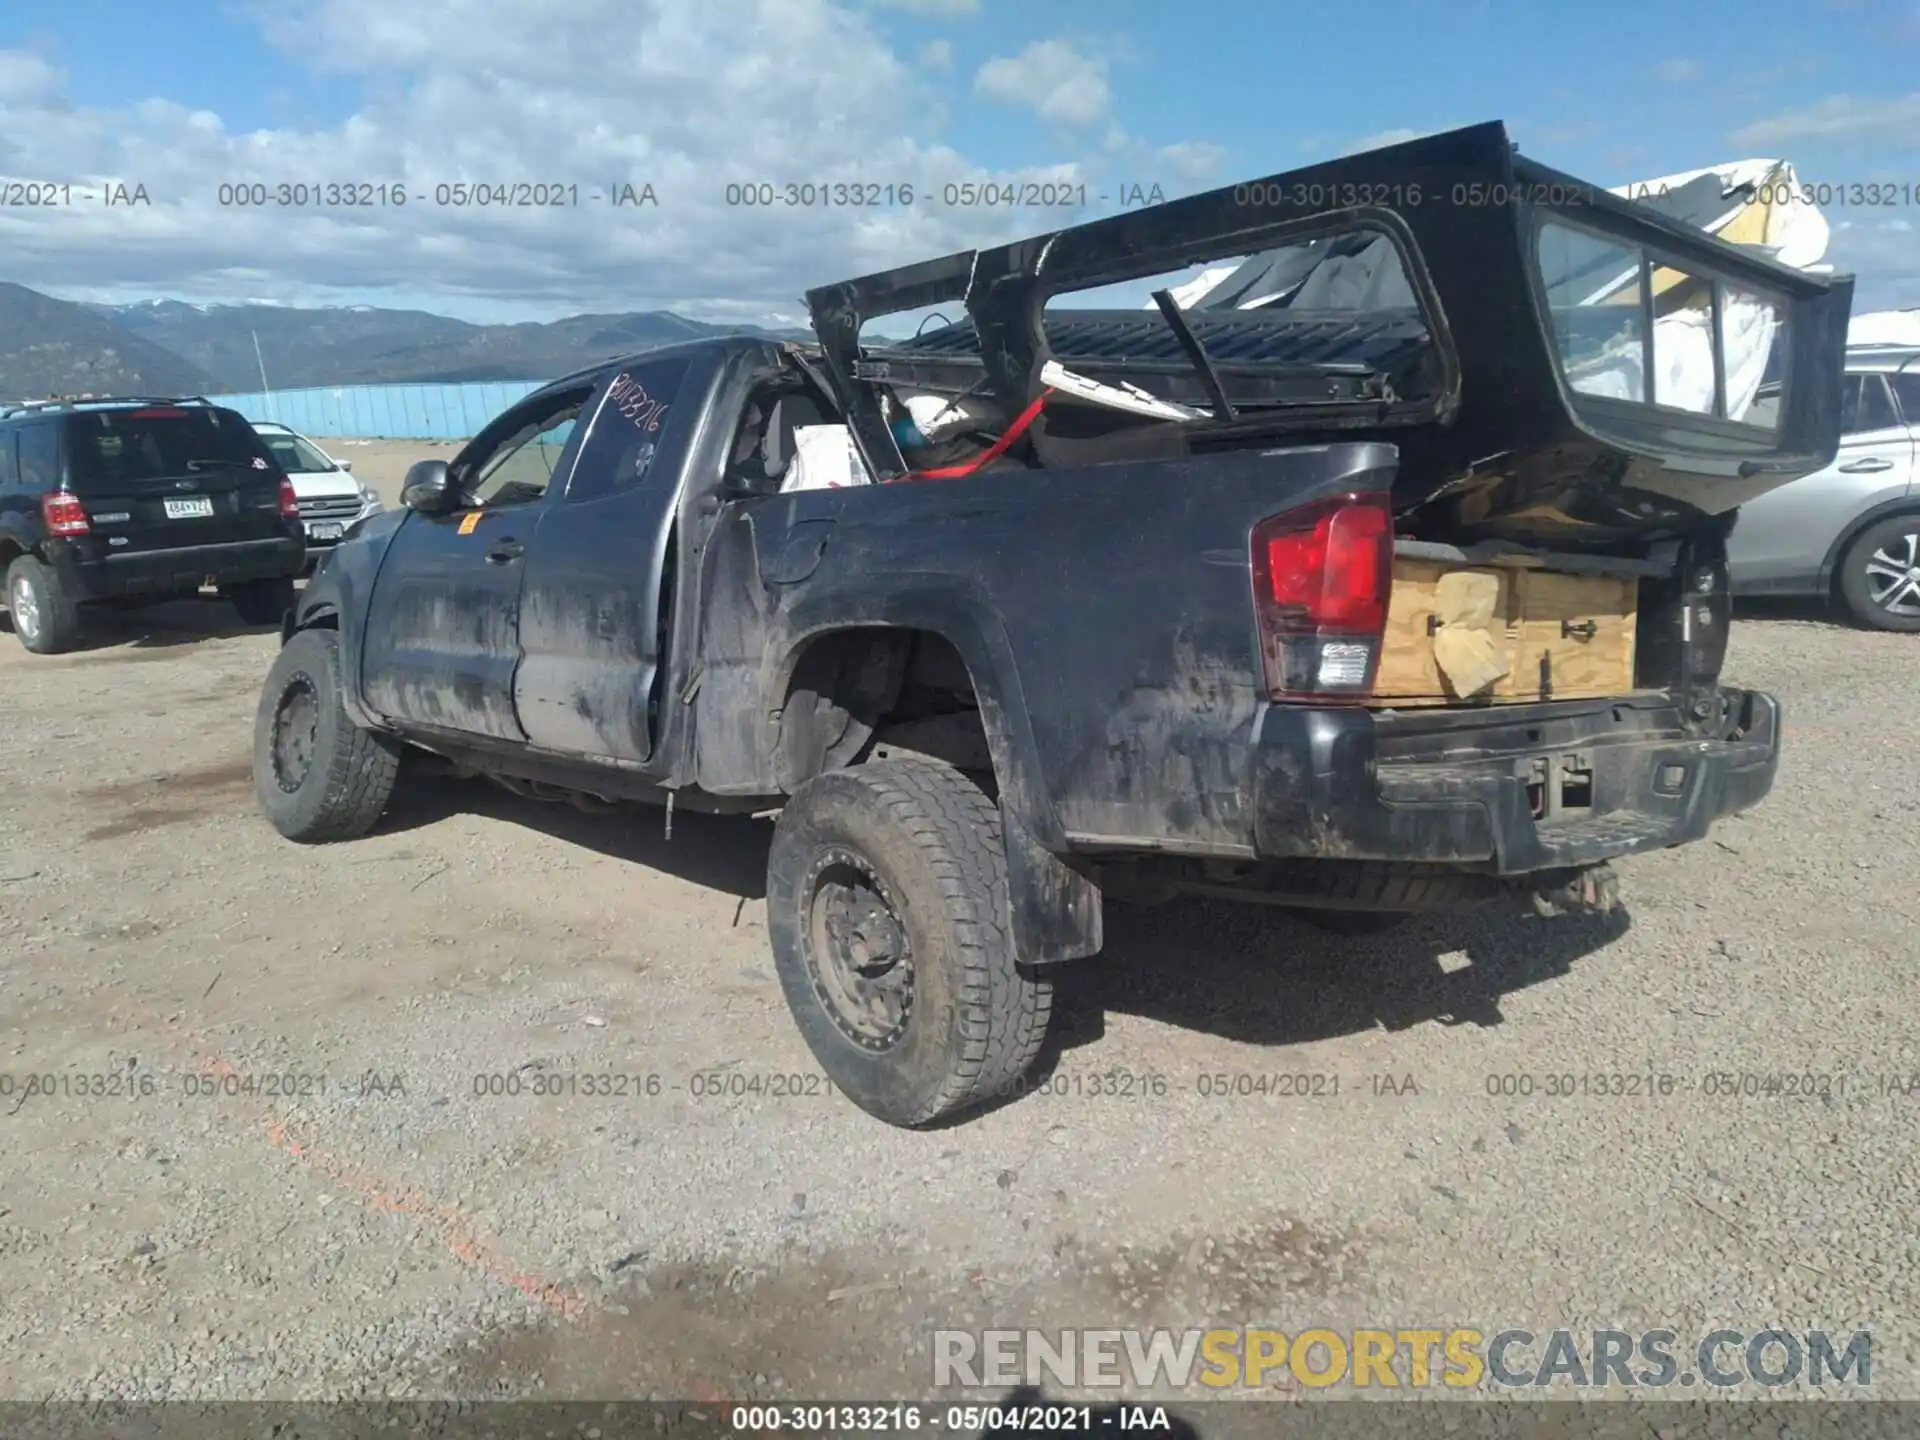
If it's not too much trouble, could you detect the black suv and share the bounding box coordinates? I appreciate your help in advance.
[0,397,307,653]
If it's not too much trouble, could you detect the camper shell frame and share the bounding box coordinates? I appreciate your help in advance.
[807,121,1853,549]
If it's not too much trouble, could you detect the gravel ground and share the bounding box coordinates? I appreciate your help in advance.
[0,439,1914,1415]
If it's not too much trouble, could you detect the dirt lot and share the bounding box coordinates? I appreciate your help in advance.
[1,438,1916,1411]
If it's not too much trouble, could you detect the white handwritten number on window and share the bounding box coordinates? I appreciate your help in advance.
[608,374,670,433]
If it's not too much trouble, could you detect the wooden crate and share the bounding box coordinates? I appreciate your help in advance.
[1371,557,1638,707]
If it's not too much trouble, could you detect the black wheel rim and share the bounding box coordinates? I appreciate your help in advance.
[802,847,915,1050]
[270,675,320,793]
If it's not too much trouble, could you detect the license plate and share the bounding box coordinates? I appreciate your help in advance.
[163,496,214,519]
[307,521,346,541]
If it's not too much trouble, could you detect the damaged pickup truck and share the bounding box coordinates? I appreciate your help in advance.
[253,122,1852,1127]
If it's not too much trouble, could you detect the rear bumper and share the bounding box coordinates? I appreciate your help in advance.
[48,533,307,600]
[1250,688,1780,876]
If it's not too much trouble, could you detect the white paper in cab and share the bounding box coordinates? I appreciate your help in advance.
[780,424,873,492]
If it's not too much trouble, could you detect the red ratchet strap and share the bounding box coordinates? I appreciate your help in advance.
[898,388,1054,481]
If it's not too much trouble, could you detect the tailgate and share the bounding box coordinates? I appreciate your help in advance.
[81,470,288,553]
[64,405,290,553]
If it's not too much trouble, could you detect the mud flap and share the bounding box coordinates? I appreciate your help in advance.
[1001,805,1104,964]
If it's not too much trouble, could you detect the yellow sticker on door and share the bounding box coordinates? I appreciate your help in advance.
[457,512,482,536]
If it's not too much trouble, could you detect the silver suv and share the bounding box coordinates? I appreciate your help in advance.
[1729,345,1920,630]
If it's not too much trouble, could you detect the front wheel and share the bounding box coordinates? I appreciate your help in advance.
[226,575,297,628]
[253,628,401,842]
[1837,514,1920,631]
[766,758,1054,1127]
[6,554,84,654]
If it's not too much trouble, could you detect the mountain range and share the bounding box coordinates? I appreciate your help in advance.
[0,282,809,399]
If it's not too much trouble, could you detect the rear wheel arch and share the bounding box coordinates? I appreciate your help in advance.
[1834,507,1920,629]
[772,624,1102,966]
[773,625,1022,810]
[1820,498,1920,592]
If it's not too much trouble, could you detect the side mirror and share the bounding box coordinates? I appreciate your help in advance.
[400,460,454,512]
[338,459,354,473]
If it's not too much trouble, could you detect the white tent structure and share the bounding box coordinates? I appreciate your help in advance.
[1847,308,1920,348]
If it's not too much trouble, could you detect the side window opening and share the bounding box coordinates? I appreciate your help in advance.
[1885,370,1920,426]
[456,390,592,508]
[728,383,863,495]
[565,357,694,504]
[17,424,59,488]
[850,217,1442,481]
[1837,375,1864,435]
[1848,375,1900,437]
[1537,215,1788,431]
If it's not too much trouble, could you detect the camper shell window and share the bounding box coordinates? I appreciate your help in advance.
[1536,213,1790,436]
[850,214,1452,479]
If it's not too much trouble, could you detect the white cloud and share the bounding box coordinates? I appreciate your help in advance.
[1829,215,1920,309]
[974,39,1110,128]
[868,0,980,14]
[0,3,1166,320]
[918,38,954,71]
[0,48,61,106]
[1341,127,1432,155]
[1730,93,1920,146]
[1156,140,1228,184]
[1653,58,1700,83]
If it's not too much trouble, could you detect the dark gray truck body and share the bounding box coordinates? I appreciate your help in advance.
[288,123,1851,966]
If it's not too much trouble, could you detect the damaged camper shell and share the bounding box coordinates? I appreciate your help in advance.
[810,120,1851,546]
[262,122,1853,1128]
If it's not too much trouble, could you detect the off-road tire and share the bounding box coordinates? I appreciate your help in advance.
[1837,513,1920,632]
[6,554,84,654]
[227,576,298,628]
[253,628,401,842]
[766,757,1054,1127]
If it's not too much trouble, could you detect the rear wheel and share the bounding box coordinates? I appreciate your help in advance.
[6,554,84,654]
[766,757,1053,1127]
[253,628,401,842]
[1838,514,1920,632]
[226,576,297,628]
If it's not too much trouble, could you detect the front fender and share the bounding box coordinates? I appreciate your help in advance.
[285,512,407,731]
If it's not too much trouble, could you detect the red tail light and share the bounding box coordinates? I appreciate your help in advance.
[40,491,90,537]
[1250,493,1393,699]
[278,478,299,517]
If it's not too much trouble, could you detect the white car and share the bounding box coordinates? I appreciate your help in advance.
[250,421,385,568]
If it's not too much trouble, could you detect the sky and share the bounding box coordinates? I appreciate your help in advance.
[3,0,1920,324]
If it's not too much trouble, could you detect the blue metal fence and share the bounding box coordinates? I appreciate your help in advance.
[204,381,547,440]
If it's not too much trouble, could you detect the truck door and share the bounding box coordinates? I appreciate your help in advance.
[360,385,592,739]
[512,354,700,764]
